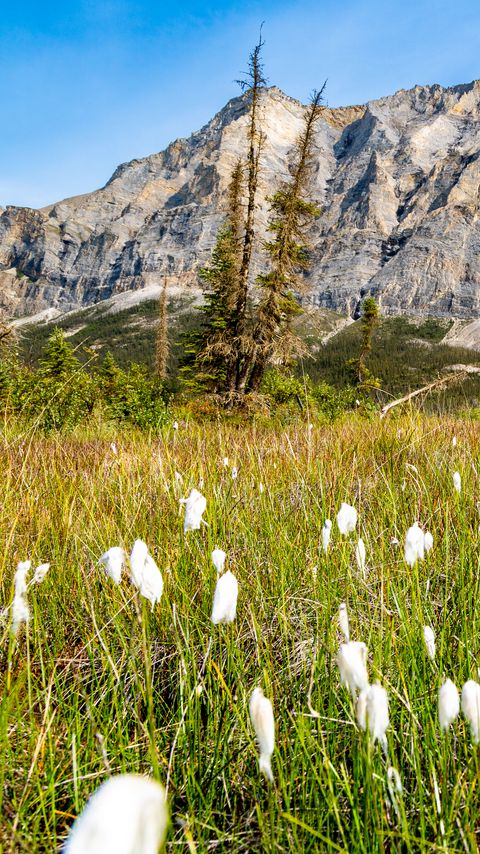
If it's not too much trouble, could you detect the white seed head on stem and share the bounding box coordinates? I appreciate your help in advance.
[366,682,389,753]
[180,488,207,532]
[32,563,51,584]
[249,688,275,783]
[322,519,332,553]
[424,531,433,553]
[355,538,366,577]
[461,680,480,743]
[98,548,125,585]
[336,503,357,536]
[438,679,460,731]
[129,540,163,608]
[337,641,369,696]
[404,522,425,566]
[211,548,226,574]
[423,625,436,660]
[63,773,168,854]
[338,602,350,642]
[211,570,238,625]
[453,471,461,494]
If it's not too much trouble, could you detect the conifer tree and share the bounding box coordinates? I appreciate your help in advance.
[155,278,169,379]
[246,87,325,392]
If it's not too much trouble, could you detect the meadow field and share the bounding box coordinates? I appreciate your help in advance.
[1,413,480,852]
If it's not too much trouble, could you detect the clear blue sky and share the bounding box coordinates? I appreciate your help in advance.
[1,0,479,208]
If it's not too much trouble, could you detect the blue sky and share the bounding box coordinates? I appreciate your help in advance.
[1,0,479,208]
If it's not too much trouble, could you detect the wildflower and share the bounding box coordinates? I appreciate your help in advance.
[211,570,238,625]
[453,471,461,494]
[338,602,350,642]
[63,773,168,854]
[180,488,207,532]
[11,561,31,635]
[355,538,366,576]
[231,466,238,480]
[337,641,369,697]
[366,682,389,752]
[438,679,460,731]
[32,563,50,584]
[461,680,480,743]
[336,503,357,535]
[424,531,433,553]
[98,547,125,585]
[211,548,226,574]
[423,626,436,660]
[249,687,275,782]
[129,540,164,608]
[322,519,332,553]
[404,522,425,566]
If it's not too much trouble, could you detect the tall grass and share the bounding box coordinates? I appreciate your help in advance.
[1,414,479,852]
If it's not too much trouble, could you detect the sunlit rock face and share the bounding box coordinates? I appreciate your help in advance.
[1,80,480,320]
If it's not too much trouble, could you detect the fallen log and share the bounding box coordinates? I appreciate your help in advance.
[380,371,469,419]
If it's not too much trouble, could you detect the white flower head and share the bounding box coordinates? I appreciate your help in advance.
[249,687,275,782]
[174,471,183,483]
[63,773,168,854]
[11,594,29,636]
[33,563,50,584]
[438,679,460,731]
[338,602,350,642]
[337,641,369,697]
[231,466,238,480]
[110,442,118,455]
[355,537,366,577]
[424,531,433,553]
[322,519,332,553]
[14,561,31,597]
[461,680,480,743]
[211,570,238,625]
[180,488,207,532]
[336,503,357,536]
[211,548,227,574]
[452,435,457,448]
[129,540,164,608]
[98,548,125,585]
[423,625,436,660]
[453,471,461,494]
[366,682,389,753]
[172,420,179,430]
[404,522,425,567]
[222,457,229,468]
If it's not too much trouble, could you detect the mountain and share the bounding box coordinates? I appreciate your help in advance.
[1,81,480,321]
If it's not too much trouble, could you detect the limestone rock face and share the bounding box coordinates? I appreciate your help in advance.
[1,81,480,319]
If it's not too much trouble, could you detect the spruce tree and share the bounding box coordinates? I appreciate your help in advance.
[247,87,325,392]
[155,278,169,379]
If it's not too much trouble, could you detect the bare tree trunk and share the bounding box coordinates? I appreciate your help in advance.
[155,278,169,379]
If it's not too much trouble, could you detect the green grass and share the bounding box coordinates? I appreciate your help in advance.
[1,414,480,851]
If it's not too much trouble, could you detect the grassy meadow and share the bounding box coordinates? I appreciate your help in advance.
[1,413,480,852]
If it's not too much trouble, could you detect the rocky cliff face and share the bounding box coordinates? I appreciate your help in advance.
[1,81,479,319]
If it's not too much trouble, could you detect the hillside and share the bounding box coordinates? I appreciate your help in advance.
[1,81,480,321]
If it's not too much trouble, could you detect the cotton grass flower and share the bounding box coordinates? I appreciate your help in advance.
[461,680,480,743]
[211,548,226,574]
[322,519,332,553]
[453,471,461,494]
[98,548,125,585]
[337,641,369,697]
[355,537,366,576]
[180,488,207,532]
[129,540,164,608]
[223,456,229,468]
[64,774,168,854]
[438,679,460,731]
[231,466,238,480]
[11,561,31,635]
[366,683,389,753]
[404,522,425,566]
[338,602,350,642]
[32,563,50,584]
[336,503,357,535]
[424,531,433,553]
[249,687,275,782]
[423,626,436,660]
[211,570,238,625]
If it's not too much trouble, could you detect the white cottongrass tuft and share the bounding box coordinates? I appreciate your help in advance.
[63,773,168,854]
[110,441,118,455]
[172,420,179,430]
[404,522,425,566]
[438,679,460,732]
[461,680,480,743]
[32,562,50,584]
[452,435,457,447]
[211,548,226,574]
[424,531,433,553]
[336,503,357,536]
[211,570,238,625]
[129,540,164,608]
[365,682,389,753]
[321,519,332,553]
[453,471,461,494]
[11,561,31,635]
[223,456,229,468]
[98,547,125,585]
[423,626,436,660]
[355,538,366,577]
[180,488,207,532]
[249,687,275,782]
[338,602,350,642]
[337,641,369,697]
[231,466,238,480]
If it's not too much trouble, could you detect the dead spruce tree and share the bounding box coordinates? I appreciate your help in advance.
[155,278,169,379]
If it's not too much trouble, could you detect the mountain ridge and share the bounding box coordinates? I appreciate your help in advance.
[1,79,480,320]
